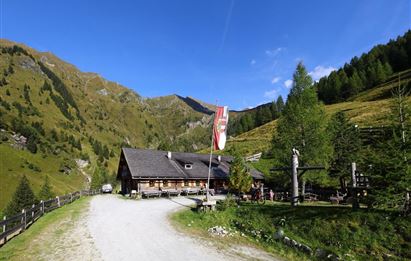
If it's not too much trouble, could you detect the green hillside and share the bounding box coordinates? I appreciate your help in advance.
[211,71,411,157]
[0,40,215,211]
[0,36,410,212]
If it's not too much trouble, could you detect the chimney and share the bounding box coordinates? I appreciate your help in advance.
[217,155,221,162]
[167,151,172,159]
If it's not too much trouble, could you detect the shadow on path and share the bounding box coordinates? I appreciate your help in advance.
[167,197,200,208]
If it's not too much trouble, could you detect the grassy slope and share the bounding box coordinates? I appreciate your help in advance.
[0,144,86,210]
[216,73,411,157]
[0,196,90,261]
[172,202,411,260]
[0,40,214,211]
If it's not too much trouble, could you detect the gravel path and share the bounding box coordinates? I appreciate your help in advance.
[87,195,280,261]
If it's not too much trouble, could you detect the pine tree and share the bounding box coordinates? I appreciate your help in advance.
[90,168,103,190]
[276,96,284,114]
[228,152,253,194]
[38,176,54,200]
[8,64,14,74]
[259,106,272,125]
[272,62,332,186]
[328,111,361,191]
[347,70,362,97]
[26,138,38,153]
[383,62,393,77]
[270,101,279,119]
[5,175,38,217]
[375,60,387,83]
[366,82,410,207]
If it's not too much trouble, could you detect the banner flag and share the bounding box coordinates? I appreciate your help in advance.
[213,106,229,150]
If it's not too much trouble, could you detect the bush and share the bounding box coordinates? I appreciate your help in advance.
[216,194,237,211]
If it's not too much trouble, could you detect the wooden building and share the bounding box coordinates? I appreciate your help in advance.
[116,148,264,194]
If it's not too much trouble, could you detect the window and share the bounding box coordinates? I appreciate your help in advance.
[163,180,169,187]
[149,181,155,187]
[195,180,200,187]
[184,180,189,187]
[184,164,192,169]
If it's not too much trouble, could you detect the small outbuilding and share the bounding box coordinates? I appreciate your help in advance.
[116,148,264,194]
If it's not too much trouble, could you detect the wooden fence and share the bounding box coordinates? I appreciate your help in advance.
[0,189,100,247]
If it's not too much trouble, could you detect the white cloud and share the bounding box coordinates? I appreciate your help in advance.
[271,77,280,84]
[250,59,256,65]
[265,47,284,57]
[264,89,278,99]
[309,65,336,81]
[284,79,293,89]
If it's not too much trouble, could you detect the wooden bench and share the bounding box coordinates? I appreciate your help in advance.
[141,190,162,198]
[181,188,200,196]
[161,189,181,197]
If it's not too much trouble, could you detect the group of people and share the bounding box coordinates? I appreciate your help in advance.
[250,184,275,201]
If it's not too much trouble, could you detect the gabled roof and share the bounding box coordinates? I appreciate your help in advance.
[118,148,264,180]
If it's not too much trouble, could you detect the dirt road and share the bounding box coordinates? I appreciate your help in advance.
[87,195,279,261]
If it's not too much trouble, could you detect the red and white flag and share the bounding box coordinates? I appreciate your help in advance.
[213,106,229,150]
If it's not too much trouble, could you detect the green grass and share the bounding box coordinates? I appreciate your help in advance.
[171,201,411,260]
[0,144,86,210]
[217,89,411,157]
[0,196,90,261]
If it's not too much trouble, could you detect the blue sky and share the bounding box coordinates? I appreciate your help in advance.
[1,0,410,110]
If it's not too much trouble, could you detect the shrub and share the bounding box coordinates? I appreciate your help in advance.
[216,193,237,211]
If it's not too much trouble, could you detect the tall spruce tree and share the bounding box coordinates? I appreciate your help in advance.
[328,111,361,192]
[272,62,332,186]
[365,82,410,206]
[276,96,285,114]
[228,152,253,194]
[90,168,103,190]
[38,176,54,200]
[5,175,38,217]
[270,101,279,119]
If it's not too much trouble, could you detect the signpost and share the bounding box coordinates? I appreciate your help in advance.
[271,149,324,206]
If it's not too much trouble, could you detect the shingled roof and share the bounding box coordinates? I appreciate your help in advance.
[118,148,264,180]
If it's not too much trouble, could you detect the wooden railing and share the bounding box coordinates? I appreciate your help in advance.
[0,189,100,247]
[245,152,262,162]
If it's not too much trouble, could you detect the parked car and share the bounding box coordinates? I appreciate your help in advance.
[101,184,113,193]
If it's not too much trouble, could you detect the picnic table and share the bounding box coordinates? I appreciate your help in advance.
[197,200,217,211]
[303,192,319,202]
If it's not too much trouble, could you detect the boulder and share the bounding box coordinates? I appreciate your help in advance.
[273,229,284,240]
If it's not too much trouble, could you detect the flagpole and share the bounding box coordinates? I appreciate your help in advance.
[206,102,217,201]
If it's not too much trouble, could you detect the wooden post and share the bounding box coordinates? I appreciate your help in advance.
[41,200,44,215]
[70,193,73,203]
[351,162,359,210]
[291,149,299,207]
[301,179,306,198]
[2,216,5,232]
[351,162,357,188]
[32,204,35,220]
[56,196,60,207]
[21,209,26,230]
[3,216,6,243]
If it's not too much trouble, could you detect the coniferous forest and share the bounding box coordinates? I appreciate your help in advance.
[316,30,411,104]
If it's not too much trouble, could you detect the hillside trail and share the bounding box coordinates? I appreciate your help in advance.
[87,195,281,261]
